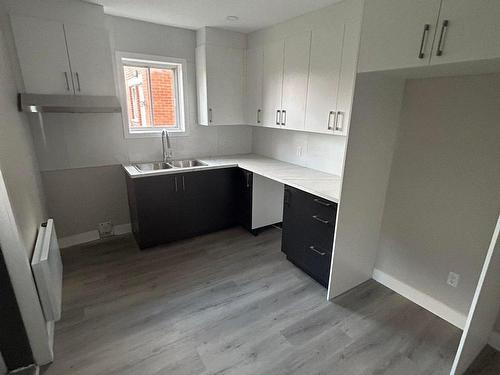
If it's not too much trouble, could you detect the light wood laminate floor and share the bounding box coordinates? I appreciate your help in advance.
[43,227,466,375]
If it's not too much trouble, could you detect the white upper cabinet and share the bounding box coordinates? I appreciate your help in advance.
[260,32,311,130]
[63,23,115,96]
[244,47,264,126]
[11,15,115,96]
[358,0,442,73]
[359,0,500,73]
[261,40,284,128]
[11,16,73,95]
[280,31,311,131]
[334,18,362,136]
[431,0,500,65]
[304,17,361,136]
[196,28,246,126]
[304,24,344,134]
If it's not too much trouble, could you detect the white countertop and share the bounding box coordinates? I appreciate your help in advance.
[123,154,342,203]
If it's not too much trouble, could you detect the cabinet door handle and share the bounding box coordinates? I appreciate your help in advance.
[312,215,330,225]
[257,109,261,124]
[208,108,213,123]
[335,111,344,132]
[74,72,81,92]
[327,111,336,130]
[174,176,178,192]
[281,110,286,126]
[275,110,281,125]
[64,72,70,91]
[418,24,430,59]
[314,198,331,207]
[182,176,186,191]
[309,245,326,256]
[246,172,251,188]
[436,20,449,57]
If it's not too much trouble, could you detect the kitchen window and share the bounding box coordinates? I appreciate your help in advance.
[117,52,186,137]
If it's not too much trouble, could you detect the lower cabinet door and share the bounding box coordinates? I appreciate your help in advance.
[236,169,253,232]
[182,168,238,236]
[131,174,183,248]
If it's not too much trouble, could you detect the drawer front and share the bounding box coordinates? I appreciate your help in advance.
[289,242,332,287]
[282,185,337,287]
[309,196,337,223]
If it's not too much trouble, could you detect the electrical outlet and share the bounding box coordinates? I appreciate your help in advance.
[447,272,460,288]
[98,221,114,239]
[296,146,303,157]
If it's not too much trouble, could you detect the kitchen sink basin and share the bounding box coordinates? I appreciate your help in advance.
[169,159,207,168]
[134,162,174,172]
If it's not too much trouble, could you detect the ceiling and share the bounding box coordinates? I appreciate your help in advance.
[83,0,342,33]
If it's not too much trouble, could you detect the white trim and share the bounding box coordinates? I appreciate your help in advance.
[489,330,500,351]
[115,51,188,139]
[59,223,131,249]
[372,268,467,329]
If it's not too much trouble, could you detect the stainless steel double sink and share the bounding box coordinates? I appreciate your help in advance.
[134,159,207,172]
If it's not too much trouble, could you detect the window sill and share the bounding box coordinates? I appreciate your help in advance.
[125,130,188,139]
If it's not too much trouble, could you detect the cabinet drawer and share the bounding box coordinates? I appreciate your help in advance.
[288,242,332,287]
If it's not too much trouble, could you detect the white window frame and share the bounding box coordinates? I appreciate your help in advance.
[116,51,188,138]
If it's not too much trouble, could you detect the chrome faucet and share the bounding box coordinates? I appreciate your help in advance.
[161,129,173,163]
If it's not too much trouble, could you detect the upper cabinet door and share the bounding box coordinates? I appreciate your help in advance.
[305,25,344,134]
[244,47,264,126]
[11,15,73,94]
[281,31,311,131]
[64,23,115,96]
[205,44,245,125]
[430,0,500,65]
[358,0,441,73]
[334,18,362,136]
[262,40,284,127]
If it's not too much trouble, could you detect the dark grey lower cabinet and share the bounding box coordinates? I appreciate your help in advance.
[282,185,337,287]
[126,168,239,249]
[235,169,253,232]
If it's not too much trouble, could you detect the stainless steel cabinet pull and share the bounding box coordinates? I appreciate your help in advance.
[64,72,70,91]
[309,245,326,256]
[208,108,213,123]
[312,215,330,225]
[281,110,286,126]
[436,20,449,56]
[275,110,281,125]
[75,72,81,92]
[327,111,336,130]
[335,111,344,132]
[418,24,430,59]
[182,176,186,191]
[314,198,331,207]
[257,109,261,124]
[246,172,251,188]
[174,176,178,192]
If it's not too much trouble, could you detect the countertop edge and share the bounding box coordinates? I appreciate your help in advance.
[123,155,341,203]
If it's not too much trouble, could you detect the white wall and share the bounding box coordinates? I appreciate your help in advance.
[0,1,52,364]
[328,74,406,298]
[375,73,500,323]
[252,128,346,175]
[0,1,47,256]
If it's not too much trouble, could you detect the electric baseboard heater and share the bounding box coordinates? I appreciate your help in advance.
[31,219,63,322]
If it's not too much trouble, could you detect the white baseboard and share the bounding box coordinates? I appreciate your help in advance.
[59,223,131,249]
[372,268,467,330]
[488,330,500,351]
